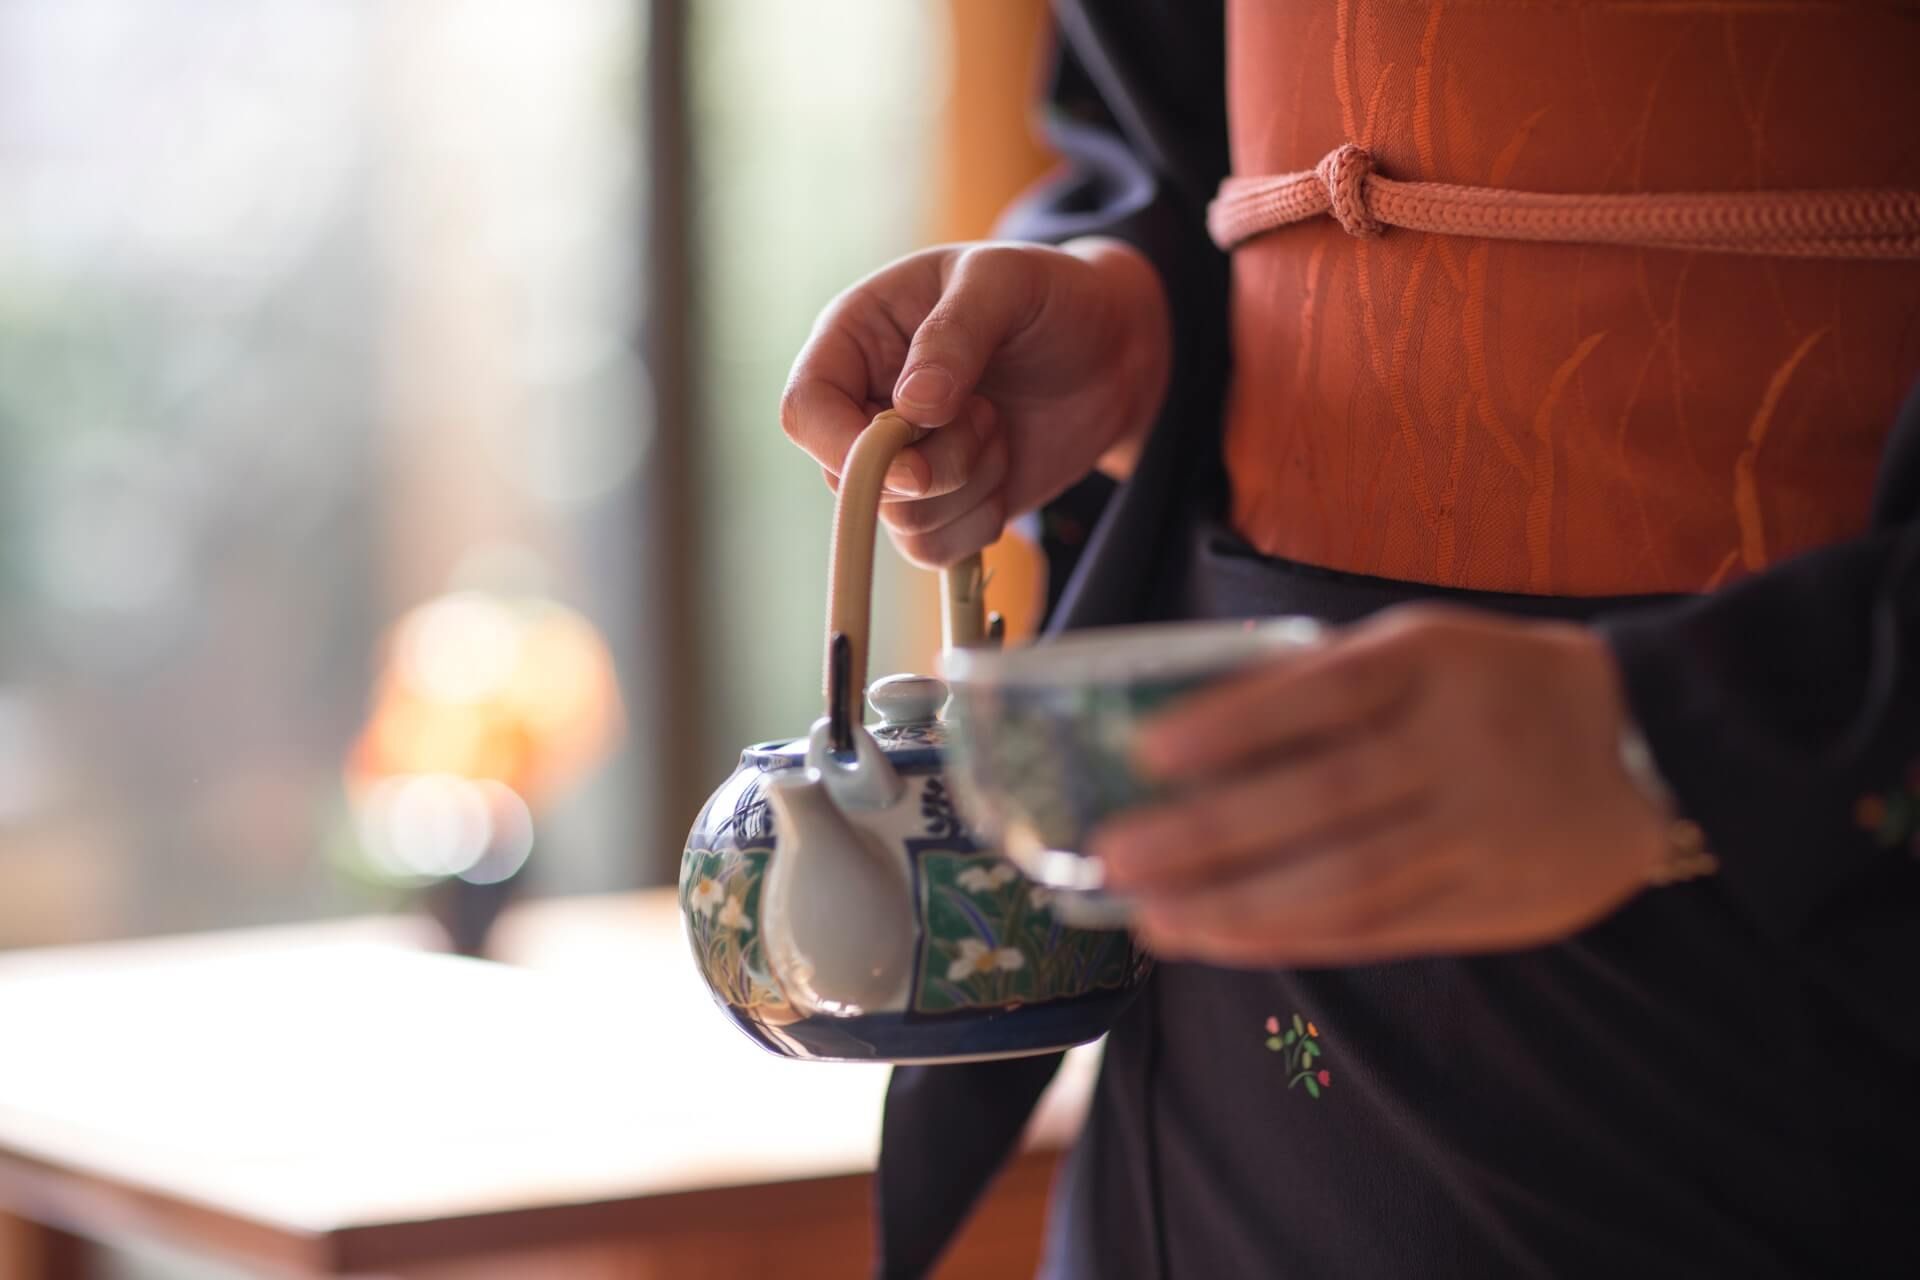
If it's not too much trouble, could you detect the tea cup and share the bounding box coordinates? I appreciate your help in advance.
[941,616,1324,927]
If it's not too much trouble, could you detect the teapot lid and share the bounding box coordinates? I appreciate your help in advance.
[741,673,950,771]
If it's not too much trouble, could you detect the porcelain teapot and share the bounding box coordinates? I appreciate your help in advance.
[680,411,1150,1063]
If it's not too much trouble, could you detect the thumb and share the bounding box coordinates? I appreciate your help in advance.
[890,247,1036,429]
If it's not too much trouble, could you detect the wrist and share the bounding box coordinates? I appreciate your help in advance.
[1594,633,1722,888]
[1063,236,1170,481]
[1617,716,1722,886]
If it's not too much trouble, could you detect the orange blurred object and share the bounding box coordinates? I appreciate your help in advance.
[345,592,623,810]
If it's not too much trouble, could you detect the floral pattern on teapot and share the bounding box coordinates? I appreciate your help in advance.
[910,779,1136,1014]
[682,764,790,1023]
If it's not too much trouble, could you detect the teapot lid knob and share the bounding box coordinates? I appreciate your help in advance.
[868,673,948,725]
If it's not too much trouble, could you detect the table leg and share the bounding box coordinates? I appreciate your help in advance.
[0,1212,95,1280]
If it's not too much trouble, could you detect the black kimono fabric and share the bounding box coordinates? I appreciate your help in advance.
[874,5,1920,1277]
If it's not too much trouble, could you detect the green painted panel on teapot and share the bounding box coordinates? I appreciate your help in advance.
[913,850,1139,1015]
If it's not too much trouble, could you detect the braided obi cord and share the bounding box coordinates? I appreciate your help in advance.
[1209,143,1920,259]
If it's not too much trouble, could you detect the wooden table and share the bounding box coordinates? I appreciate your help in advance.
[0,893,1096,1278]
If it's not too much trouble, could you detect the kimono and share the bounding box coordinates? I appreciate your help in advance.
[877,3,1920,1277]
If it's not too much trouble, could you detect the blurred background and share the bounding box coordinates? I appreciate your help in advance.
[0,0,1053,953]
[0,3,1073,1275]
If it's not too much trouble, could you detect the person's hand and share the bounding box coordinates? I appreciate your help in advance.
[1088,606,1672,967]
[781,238,1169,566]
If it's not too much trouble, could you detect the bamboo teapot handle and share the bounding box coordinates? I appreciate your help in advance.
[823,410,992,740]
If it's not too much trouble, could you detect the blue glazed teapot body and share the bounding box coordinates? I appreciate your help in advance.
[679,412,1149,1064]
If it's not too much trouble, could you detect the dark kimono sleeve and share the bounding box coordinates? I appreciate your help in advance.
[1604,384,1920,945]
[991,1,1230,618]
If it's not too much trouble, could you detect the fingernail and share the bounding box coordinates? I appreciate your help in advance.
[894,366,953,411]
[884,461,926,496]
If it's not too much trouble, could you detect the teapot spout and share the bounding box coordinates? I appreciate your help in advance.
[761,769,915,1018]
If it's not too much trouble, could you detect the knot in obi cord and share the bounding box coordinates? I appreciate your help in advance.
[1207,144,1920,259]
[1315,143,1382,239]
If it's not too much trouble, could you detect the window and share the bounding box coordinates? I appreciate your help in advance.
[0,0,949,950]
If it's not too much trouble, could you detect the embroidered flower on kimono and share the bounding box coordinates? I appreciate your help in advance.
[1856,793,1889,831]
[717,895,752,933]
[947,938,1025,981]
[690,876,724,918]
[1854,773,1920,857]
[1028,885,1055,911]
[955,864,1019,894]
[1265,1012,1333,1099]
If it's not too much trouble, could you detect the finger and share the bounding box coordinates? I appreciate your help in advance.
[882,395,1000,498]
[891,246,1039,430]
[1132,810,1458,965]
[1091,730,1431,894]
[817,399,900,495]
[891,489,1009,569]
[782,324,884,478]
[820,399,967,501]
[882,399,1002,525]
[1136,625,1423,781]
[881,412,1009,536]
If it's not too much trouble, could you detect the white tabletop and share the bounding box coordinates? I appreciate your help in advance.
[0,892,1096,1241]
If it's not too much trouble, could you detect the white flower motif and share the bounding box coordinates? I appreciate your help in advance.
[946,938,1027,982]
[717,895,752,933]
[954,863,1019,894]
[1028,886,1054,911]
[689,876,724,918]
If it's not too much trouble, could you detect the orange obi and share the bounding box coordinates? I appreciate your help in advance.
[1218,0,1920,596]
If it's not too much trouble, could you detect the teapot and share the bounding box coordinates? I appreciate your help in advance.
[680,411,1150,1063]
